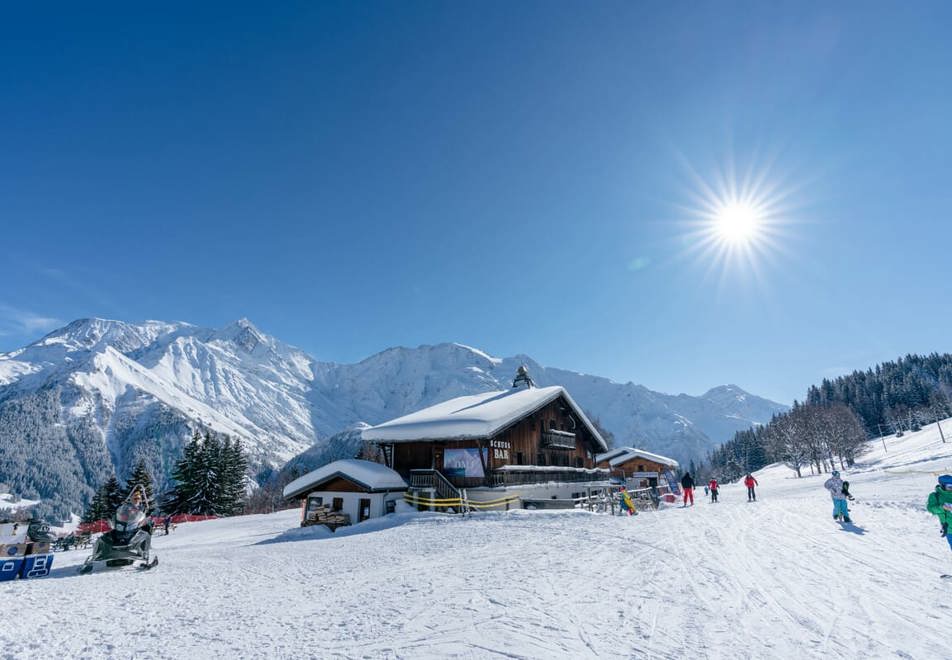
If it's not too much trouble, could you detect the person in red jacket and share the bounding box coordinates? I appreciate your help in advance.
[744,473,759,502]
[708,478,719,503]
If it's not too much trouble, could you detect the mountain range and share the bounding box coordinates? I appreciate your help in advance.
[0,318,787,517]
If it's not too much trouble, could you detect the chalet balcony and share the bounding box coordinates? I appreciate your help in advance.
[541,429,577,449]
[488,465,610,487]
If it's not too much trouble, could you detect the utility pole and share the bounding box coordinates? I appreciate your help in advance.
[934,407,947,443]
[877,423,887,453]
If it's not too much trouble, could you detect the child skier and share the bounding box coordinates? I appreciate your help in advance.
[927,475,952,550]
[824,470,851,523]
[708,478,719,503]
[618,487,637,516]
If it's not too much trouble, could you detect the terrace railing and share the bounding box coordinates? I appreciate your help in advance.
[541,429,577,449]
[409,469,461,500]
[488,468,610,487]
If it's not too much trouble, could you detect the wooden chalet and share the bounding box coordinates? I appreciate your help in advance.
[362,376,611,505]
[596,447,679,489]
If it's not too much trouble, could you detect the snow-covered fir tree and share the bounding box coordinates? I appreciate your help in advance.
[162,431,248,516]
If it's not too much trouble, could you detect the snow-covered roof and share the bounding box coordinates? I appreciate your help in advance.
[282,459,408,499]
[596,447,679,469]
[362,386,608,451]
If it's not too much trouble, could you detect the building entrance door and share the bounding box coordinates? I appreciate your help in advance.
[358,498,371,523]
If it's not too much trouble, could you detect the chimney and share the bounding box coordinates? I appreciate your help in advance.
[512,364,535,389]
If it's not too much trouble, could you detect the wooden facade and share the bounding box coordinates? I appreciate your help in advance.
[599,456,674,478]
[386,394,604,488]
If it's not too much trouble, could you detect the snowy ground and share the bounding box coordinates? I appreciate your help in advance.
[7,423,952,659]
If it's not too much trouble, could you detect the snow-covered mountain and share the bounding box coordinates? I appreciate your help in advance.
[0,319,786,516]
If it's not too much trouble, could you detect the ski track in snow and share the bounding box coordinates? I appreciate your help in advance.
[6,428,952,659]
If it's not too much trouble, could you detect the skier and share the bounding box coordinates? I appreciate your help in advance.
[927,475,952,549]
[709,477,719,503]
[618,487,637,516]
[744,473,759,502]
[680,472,695,507]
[824,470,851,523]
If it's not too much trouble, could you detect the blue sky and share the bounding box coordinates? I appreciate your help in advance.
[2,1,951,404]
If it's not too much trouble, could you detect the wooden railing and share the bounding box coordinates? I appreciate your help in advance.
[541,430,577,449]
[488,468,610,487]
[409,469,461,500]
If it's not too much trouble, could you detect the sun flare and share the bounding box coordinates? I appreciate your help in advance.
[714,202,760,244]
[675,153,799,284]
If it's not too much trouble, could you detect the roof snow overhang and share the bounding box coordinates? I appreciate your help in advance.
[282,461,408,500]
[361,386,608,452]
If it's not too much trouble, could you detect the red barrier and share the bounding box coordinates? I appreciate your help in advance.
[155,514,217,525]
[76,520,110,535]
[78,514,217,535]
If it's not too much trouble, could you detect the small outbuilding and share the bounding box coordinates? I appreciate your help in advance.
[282,459,408,528]
[596,447,680,489]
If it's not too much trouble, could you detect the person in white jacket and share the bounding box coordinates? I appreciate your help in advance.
[824,470,851,523]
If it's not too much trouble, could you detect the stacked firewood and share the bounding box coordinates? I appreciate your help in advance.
[302,505,351,531]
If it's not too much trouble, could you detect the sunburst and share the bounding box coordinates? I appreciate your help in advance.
[674,153,800,287]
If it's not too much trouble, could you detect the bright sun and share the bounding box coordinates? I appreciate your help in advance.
[676,153,798,281]
[714,202,760,244]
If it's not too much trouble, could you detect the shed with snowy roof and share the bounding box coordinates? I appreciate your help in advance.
[362,378,611,505]
[283,459,408,528]
[596,447,680,489]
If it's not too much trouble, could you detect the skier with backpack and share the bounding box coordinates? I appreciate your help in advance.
[824,470,852,523]
[927,475,952,551]
[708,477,719,503]
[744,473,759,502]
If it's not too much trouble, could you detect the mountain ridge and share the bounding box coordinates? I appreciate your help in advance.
[0,317,788,517]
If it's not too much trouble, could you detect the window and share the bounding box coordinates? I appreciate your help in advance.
[516,452,524,465]
[385,500,396,515]
[537,452,545,466]
[575,456,584,468]
[306,495,324,512]
[549,419,557,430]
[332,497,343,512]
[638,464,645,472]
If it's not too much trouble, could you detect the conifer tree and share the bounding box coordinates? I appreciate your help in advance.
[161,431,248,516]
[102,475,124,512]
[162,432,203,515]
[82,485,107,523]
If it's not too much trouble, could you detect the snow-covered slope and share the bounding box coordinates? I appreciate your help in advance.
[0,318,785,516]
[8,423,952,658]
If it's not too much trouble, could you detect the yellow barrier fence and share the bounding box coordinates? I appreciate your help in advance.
[403,491,522,512]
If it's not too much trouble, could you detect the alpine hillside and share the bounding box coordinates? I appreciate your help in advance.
[0,318,787,517]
